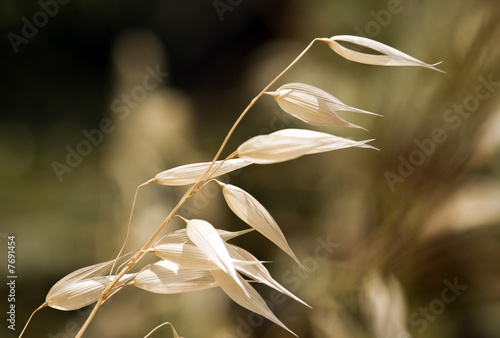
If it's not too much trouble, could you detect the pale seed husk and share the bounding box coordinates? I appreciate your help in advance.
[46,255,135,311]
[154,159,251,186]
[157,228,253,245]
[236,128,375,164]
[211,269,297,336]
[152,242,220,270]
[269,82,380,128]
[185,219,249,295]
[47,274,135,311]
[226,244,310,307]
[218,181,305,271]
[326,35,444,72]
[133,260,218,294]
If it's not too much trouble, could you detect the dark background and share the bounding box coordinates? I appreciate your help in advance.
[2,0,500,337]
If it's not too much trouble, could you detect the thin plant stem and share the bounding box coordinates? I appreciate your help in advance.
[19,303,47,337]
[143,321,180,338]
[207,38,323,169]
[74,37,323,338]
[110,181,149,277]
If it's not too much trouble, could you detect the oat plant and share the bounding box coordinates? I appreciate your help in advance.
[21,35,442,337]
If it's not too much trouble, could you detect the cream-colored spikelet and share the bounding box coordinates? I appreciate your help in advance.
[236,128,376,164]
[272,128,376,154]
[151,241,221,270]
[140,220,307,336]
[225,243,309,307]
[211,269,298,336]
[217,180,305,270]
[266,82,380,129]
[148,226,307,305]
[132,259,218,294]
[150,228,255,271]
[323,35,444,71]
[156,227,254,244]
[153,158,252,186]
[184,218,250,295]
[47,274,135,311]
[46,258,135,311]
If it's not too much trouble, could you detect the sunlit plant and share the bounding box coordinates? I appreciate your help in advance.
[21,35,441,337]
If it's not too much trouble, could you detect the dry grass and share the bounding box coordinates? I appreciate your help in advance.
[20,35,442,338]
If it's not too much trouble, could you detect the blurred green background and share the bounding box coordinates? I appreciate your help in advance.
[2,0,500,337]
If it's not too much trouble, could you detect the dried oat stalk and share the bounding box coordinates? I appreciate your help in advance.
[22,34,442,338]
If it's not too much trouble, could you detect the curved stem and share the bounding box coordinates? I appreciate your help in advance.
[110,181,149,277]
[209,38,322,167]
[75,37,322,338]
[144,321,180,338]
[19,302,47,337]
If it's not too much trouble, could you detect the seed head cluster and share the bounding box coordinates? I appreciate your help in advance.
[22,35,442,337]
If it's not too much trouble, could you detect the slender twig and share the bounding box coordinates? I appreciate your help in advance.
[110,181,150,277]
[19,303,47,337]
[143,321,181,338]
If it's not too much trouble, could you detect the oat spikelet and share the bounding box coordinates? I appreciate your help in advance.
[184,218,249,296]
[236,128,376,164]
[324,35,444,72]
[133,259,218,294]
[157,227,253,244]
[218,181,305,270]
[211,269,298,336]
[46,256,135,311]
[226,243,310,307]
[151,229,257,271]
[154,159,251,186]
[266,82,380,128]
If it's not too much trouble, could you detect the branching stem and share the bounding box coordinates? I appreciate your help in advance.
[74,37,323,338]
